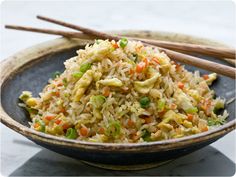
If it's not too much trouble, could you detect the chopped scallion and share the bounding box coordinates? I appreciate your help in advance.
[66,128,78,139]
[119,38,128,48]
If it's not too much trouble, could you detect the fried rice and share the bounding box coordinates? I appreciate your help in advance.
[19,39,228,143]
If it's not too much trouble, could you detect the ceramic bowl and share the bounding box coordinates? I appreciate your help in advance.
[1,31,235,170]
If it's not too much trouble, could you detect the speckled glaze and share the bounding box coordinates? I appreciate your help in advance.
[0,31,235,170]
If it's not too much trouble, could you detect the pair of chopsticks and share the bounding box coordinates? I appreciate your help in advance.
[5,15,236,79]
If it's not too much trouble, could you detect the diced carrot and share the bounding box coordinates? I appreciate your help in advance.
[187,114,193,121]
[135,45,143,52]
[57,82,63,87]
[152,57,160,64]
[203,74,209,80]
[178,82,184,89]
[136,62,145,73]
[34,122,40,129]
[98,127,105,134]
[55,91,60,97]
[55,119,61,125]
[60,107,67,114]
[112,42,119,49]
[80,127,89,136]
[129,69,134,75]
[127,119,135,127]
[201,126,208,132]
[159,109,166,117]
[144,117,152,124]
[62,123,70,130]
[45,115,55,121]
[103,87,110,97]
[143,58,149,68]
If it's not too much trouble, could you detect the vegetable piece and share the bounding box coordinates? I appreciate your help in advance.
[157,99,166,111]
[142,129,151,142]
[134,73,160,94]
[52,71,61,79]
[127,119,135,127]
[98,78,123,87]
[201,126,208,132]
[112,42,119,49]
[103,87,110,97]
[105,120,121,138]
[129,69,134,75]
[136,62,145,73]
[139,97,151,108]
[66,128,78,139]
[62,78,68,87]
[62,123,70,130]
[90,95,106,109]
[98,127,105,134]
[152,57,160,64]
[213,99,225,113]
[207,118,225,126]
[174,89,197,113]
[26,107,38,117]
[178,82,184,89]
[132,53,138,62]
[79,127,89,137]
[55,119,62,125]
[45,115,55,121]
[80,63,92,73]
[143,58,149,68]
[205,73,217,85]
[185,107,198,114]
[203,74,209,80]
[34,119,45,132]
[187,114,193,121]
[72,71,84,78]
[19,91,32,102]
[119,38,128,48]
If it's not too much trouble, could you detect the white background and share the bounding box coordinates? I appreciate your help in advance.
[1,0,235,176]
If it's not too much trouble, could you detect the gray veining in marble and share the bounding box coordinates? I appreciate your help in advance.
[1,1,235,176]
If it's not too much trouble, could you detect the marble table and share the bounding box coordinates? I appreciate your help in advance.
[1,1,235,176]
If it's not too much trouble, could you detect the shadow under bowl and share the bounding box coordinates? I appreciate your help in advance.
[0,31,235,170]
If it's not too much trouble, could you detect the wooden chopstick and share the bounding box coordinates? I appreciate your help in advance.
[132,38,235,59]
[37,15,235,60]
[5,25,93,39]
[4,16,236,78]
[6,24,235,61]
[37,15,119,41]
[35,15,236,79]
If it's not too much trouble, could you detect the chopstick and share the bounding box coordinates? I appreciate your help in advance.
[37,15,235,60]
[132,38,235,59]
[5,25,94,40]
[36,15,236,79]
[6,24,235,60]
[4,15,236,79]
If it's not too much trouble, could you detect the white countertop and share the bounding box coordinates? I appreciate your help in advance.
[1,1,235,176]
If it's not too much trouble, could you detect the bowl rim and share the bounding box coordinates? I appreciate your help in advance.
[1,30,235,152]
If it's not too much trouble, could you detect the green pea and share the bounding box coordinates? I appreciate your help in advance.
[140,97,150,108]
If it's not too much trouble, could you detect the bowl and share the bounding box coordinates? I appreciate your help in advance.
[1,30,235,170]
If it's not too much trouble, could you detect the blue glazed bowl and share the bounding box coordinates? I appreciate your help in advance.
[1,31,235,170]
